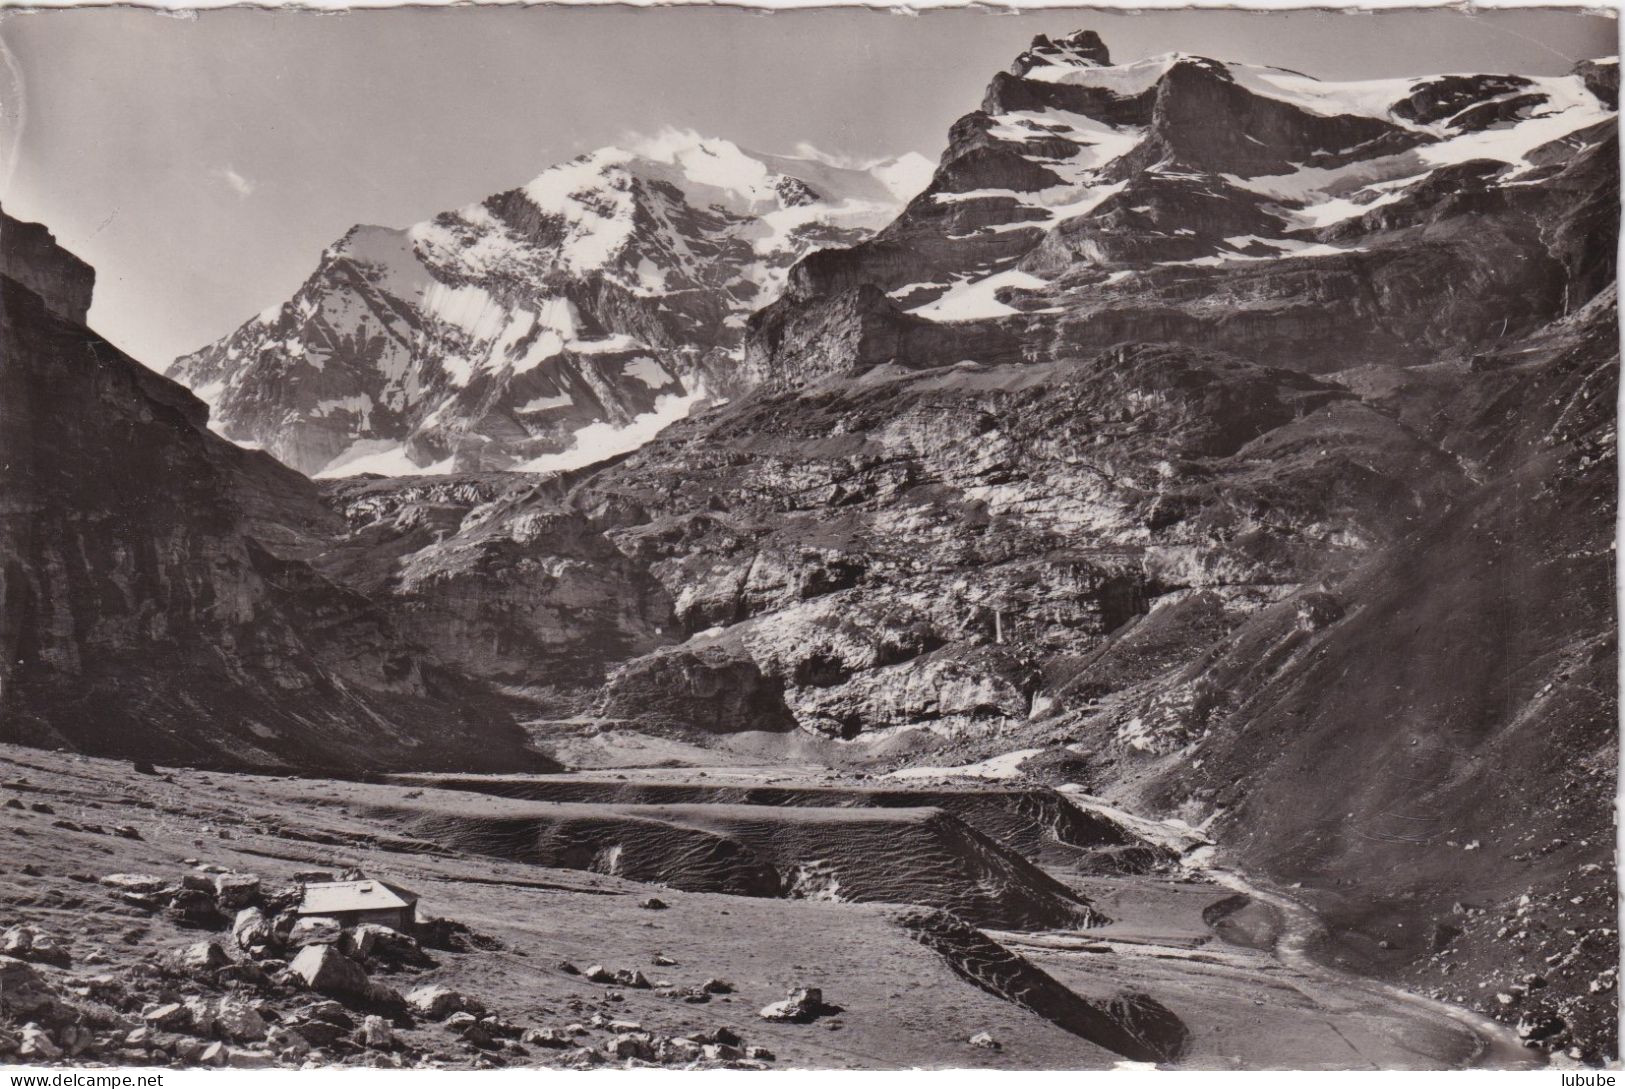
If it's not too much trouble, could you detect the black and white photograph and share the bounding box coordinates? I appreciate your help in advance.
[0,2,1618,1076]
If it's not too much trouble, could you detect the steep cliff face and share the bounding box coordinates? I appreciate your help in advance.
[1103,288,1619,1061]
[748,32,1615,382]
[0,209,552,773]
[170,135,930,476]
[327,339,1464,740]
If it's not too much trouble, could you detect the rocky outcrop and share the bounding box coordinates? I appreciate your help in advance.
[0,215,94,324]
[896,907,1187,1063]
[0,209,551,773]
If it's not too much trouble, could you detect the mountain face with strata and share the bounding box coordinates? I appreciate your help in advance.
[287,32,1616,1057]
[0,208,552,774]
[748,31,1614,383]
[169,136,929,477]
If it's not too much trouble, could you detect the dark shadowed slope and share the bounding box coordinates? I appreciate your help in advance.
[0,209,553,774]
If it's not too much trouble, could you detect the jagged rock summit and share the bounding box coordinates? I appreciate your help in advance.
[169,132,932,477]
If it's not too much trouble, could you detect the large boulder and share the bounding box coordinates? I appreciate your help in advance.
[17,1023,62,1060]
[605,1032,657,1061]
[288,945,370,1000]
[167,889,226,929]
[359,1015,395,1050]
[340,923,422,963]
[142,1003,192,1031]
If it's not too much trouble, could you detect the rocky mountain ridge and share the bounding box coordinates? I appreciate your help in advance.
[747,31,1616,384]
[170,135,930,477]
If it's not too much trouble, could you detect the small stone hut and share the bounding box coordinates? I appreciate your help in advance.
[295,879,419,930]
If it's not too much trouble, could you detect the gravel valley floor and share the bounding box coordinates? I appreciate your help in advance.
[0,744,1552,1071]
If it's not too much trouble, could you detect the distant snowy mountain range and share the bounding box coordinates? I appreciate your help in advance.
[169,132,932,477]
[171,36,1616,479]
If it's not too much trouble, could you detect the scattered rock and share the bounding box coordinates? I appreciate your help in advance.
[660,1037,704,1063]
[562,1046,602,1068]
[99,873,166,894]
[213,873,261,909]
[168,889,226,929]
[232,907,274,953]
[605,1032,656,1061]
[359,1015,395,1050]
[18,1024,62,1060]
[143,1003,192,1031]
[226,1048,279,1068]
[2,925,71,968]
[652,953,677,967]
[520,1027,572,1049]
[640,897,668,910]
[701,978,735,994]
[584,964,616,984]
[759,986,835,1023]
[969,1031,1002,1051]
[406,984,485,1020]
[174,940,230,972]
[746,1045,776,1061]
[613,968,651,989]
[213,998,268,1043]
[112,825,143,841]
[341,927,380,961]
[264,1024,312,1058]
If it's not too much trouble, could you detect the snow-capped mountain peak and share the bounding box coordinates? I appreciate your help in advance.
[168,132,925,478]
[750,29,1615,386]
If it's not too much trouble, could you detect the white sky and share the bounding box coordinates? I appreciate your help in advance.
[0,6,1614,370]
